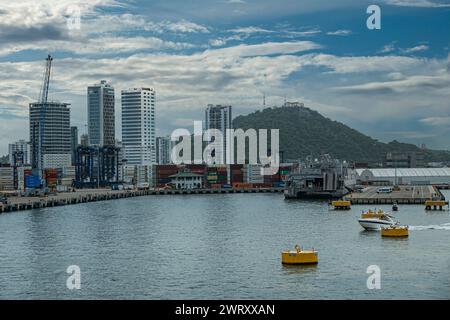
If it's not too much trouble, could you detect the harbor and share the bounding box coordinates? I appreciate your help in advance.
[0,191,449,299]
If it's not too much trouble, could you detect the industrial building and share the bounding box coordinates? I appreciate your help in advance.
[87,80,115,147]
[384,151,424,168]
[356,168,450,185]
[121,87,156,165]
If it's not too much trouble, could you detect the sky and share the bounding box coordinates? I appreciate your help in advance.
[0,0,449,155]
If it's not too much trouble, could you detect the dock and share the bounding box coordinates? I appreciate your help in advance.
[344,185,444,205]
[0,187,284,214]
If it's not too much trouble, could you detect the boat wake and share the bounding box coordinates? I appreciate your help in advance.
[409,223,450,231]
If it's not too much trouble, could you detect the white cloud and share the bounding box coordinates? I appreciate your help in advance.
[402,45,429,53]
[326,29,352,36]
[204,41,321,57]
[379,43,396,54]
[385,0,450,7]
[229,26,274,34]
[303,54,423,74]
[420,117,450,126]
[333,75,450,93]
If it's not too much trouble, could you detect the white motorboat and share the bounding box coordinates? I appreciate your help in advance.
[358,209,396,231]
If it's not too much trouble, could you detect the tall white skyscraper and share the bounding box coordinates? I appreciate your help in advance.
[121,88,156,165]
[87,80,115,147]
[205,104,232,163]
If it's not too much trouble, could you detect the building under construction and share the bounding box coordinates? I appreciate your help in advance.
[74,146,120,188]
[29,55,71,172]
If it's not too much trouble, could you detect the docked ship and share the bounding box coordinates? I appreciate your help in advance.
[284,154,355,200]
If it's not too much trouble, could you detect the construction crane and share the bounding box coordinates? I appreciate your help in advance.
[39,54,53,103]
[35,54,53,175]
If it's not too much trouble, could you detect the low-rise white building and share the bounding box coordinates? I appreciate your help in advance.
[170,171,203,189]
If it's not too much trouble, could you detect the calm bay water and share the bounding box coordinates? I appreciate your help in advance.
[0,191,449,299]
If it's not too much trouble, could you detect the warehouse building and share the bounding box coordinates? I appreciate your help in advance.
[356,168,450,186]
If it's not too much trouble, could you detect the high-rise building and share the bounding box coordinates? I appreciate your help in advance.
[156,136,174,164]
[205,104,232,163]
[87,80,115,147]
[80,134,89,147]
[29,102,71,170]
[121,87,156,165]
[70,126,78,165]
[8,140,31,166]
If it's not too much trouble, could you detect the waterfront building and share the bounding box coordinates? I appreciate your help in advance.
[29,102,72,170]
[204,104,232,163]
[170,171,203,189]
[121,87,156,165]
[356,168,450,185]
[70,127,78,165]
[156,136,174,164]
[87,80,115,147]
[384,152,424,168]
[8,140,31,166]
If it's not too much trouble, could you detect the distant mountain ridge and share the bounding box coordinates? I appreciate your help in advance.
[232,105,450,164]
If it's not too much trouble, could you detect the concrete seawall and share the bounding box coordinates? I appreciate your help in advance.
[0,188,284,214]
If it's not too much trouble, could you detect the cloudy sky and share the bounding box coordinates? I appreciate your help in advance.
[0,0,449,155]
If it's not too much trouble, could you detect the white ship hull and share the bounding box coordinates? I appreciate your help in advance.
[358,218,395,231]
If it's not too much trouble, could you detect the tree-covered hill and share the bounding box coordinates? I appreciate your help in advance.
[233,105,450,164]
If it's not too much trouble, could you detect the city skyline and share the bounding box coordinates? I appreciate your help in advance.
[0,0,450,156]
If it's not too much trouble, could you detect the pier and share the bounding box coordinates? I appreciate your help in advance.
[0,187,284,214]
[344,185,443,205]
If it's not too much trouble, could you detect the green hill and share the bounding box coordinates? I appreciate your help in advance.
[232,105,450,164]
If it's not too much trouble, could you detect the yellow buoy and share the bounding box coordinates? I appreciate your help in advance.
[281,245,318,265]
[381,225,409,237]
[331,200,351,210]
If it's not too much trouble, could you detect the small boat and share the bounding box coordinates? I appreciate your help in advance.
[392,203,399,211]
[281,245,318,265]
[358,209,396,231]
[381,225,409,237]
